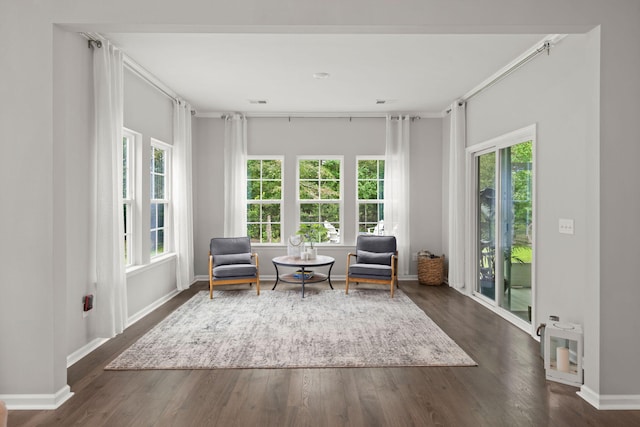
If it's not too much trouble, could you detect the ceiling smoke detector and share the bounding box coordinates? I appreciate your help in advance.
[248,99,268,104]
[313,72,330,79]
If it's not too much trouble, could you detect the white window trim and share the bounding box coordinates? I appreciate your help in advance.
[150,138,172,258]
[356,155,385,236]
[122,128,139,267]
[247,155,285,246]
[296,155,344,245]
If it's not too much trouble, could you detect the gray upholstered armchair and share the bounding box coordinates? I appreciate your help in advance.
[208,237,260,298]
[345,235,398,297]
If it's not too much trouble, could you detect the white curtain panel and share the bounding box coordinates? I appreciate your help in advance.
[93,40,127,337]
[173,100,194,290]
[448,101,466,289]
[384,115,411,276]
[223,114,248,237]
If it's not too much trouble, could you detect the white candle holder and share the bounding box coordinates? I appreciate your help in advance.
[544,322,583,386]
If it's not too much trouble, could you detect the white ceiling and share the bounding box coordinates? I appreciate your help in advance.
[104,32,547,116]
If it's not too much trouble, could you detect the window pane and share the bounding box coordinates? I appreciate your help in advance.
[262,180,281,199]
[358,180,378,199]
[300,203,319,222]
[262,160,282,179]
[358,160,377,179]
[123,204,128,233]
[299,160,318,179]
[262,203,281,222]
[150,203,157,229]
[248,224,261,242]
[320,180,340,199]
[320,203,340,222]
[247,160,261,179]
[320,159,340,179]
[360,203,380,223]
[300,181,319,200]
[153,148,165,173]
[157,203,164,228]
[247,203,260,222]
[261,223,281,243]
[378,160,385,179]
[122,137,128,199]
[154,175,165,199]
[150,230,157,256]
[157,229,164,254]
[247,180,261,200]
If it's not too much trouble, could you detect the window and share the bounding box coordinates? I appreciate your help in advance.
[122,130,135,266]
[150,141,171,257]
[247,157,283,243]
[357,157,385,235]
[298,157,342,243]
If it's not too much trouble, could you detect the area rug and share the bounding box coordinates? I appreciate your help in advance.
[105,289,476,370]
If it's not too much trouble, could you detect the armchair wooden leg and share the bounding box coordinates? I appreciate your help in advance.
[209,282,213,299]
[256,279,260,295]
[345,277,350,294]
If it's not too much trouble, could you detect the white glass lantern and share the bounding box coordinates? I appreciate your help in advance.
[544,322,583,386]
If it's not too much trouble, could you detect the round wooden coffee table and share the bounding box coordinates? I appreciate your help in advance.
[271,255,335,298]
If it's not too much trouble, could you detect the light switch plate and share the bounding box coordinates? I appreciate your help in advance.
[559,218,574,235]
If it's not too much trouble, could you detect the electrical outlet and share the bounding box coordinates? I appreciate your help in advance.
[83,294,94,311]
[82,294,94,318]
[559,218,574,235]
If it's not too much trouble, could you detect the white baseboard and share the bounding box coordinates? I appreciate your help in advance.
[578,385,640,410]
[67,337,110,368]
[127,289,180,327]
[68,282,194,369]
[1,385,74,410]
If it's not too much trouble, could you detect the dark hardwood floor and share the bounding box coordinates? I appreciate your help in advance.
[10,281,640,426]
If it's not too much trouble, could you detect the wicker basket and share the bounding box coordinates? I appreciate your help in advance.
[418,254,445,285]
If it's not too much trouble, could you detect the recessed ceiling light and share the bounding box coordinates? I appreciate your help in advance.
[313,72,330,79]
[248,99,268,104]
[376,99,387,104]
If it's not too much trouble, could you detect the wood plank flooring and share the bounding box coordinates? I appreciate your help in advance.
[10,281,640,426]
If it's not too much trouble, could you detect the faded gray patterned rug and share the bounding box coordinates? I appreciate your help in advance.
[105,289,476,370]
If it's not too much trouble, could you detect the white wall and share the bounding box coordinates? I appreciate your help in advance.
[466,34,596,323]
[192,116,442,278]
[52,36,179,364]
[463,33,601,388]
[2,0,640,408]
[53,29,97,359]
[122,68,177,319]
[192,118,226,277]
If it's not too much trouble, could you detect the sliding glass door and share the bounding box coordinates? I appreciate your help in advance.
[499,143,533,321]
[473,126,534,327]
[477,151,496,300]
